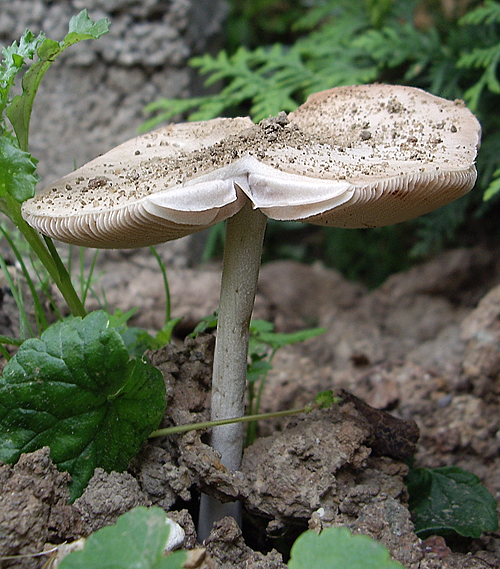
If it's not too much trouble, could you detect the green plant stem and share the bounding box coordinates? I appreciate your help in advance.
[0,334,24,346]
[254,349,276,414]
[149,405,319,438]
[0,253,34,338]
[246,347,277,445]
[0,344,11,360]
[0,224,48,332]
[4,196,86,317]
[149,246,171,323]
[42,235,86,317]
[28,253,64,321]
[79,247,99,305]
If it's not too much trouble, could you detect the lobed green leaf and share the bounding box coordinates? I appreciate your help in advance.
[64,9,111,45]
[0,311,166,500]
[6,9,109,150]
[0,136,37,205]
[0,30,45,122]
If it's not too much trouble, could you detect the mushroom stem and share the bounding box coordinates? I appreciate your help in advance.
[198,199,267,539]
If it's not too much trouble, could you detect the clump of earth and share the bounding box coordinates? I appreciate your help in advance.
[1,243,500,568]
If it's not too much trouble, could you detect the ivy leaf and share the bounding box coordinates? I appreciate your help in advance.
[0,311,166,500]
[59,507,187,569]
[6,9,110,151]
[0,136,37,205]
[288,527,404,569]
[406,466,499,538]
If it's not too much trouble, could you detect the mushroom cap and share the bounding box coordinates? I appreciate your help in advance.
[264,84,480,227]
[22,85,480,248]
[22,117,253,248]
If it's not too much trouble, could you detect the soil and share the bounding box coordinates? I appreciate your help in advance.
[1,242,500,568]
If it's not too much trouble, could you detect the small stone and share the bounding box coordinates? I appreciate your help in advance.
[165,517,185,551]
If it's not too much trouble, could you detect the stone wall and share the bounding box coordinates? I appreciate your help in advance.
[0,0,228,185]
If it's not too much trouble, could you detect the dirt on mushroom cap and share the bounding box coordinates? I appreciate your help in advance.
[21,84,481,247]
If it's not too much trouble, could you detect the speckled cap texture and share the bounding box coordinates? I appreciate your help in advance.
[22,85,481,248]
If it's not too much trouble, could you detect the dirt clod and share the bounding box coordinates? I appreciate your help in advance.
[204,516,286,569]
[74,468,151,534]
[0,447,82,569]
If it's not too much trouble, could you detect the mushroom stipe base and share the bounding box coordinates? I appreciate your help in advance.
[199,202,267,539]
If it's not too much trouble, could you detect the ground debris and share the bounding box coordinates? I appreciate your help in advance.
[0,447,82,569]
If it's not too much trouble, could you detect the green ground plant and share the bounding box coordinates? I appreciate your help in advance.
[245,319,326,445]
[0,10,172,502]
[406,465,499,538]
[189,314,327,445]
[0,310,167,500]
[0,10,107,320]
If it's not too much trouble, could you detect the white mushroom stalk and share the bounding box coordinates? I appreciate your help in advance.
[198,201,267,537]
[21,84,481,536]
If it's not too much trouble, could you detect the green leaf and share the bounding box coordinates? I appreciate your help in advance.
[0,136,37,205]
[120,326,163,357]
[247,359,273,385]
[110,309,182,356]
[483,168,500,200]
[155,318,182,346]
[249,319,274,335]
[460,0,500,25]
[0,30,45,122]
[253,327,326,351]
[64,9,111,45]
[0,311,166,500]
[314,390,335,409]
[288,527,404,569]
[406,466,499,538]
[59,506,187,569]
[188,312,218,338]
[6,10,109,151]
[144,1,430,128]
[249,319,325,352]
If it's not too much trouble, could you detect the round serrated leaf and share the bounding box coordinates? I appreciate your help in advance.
[288,527,404,569]
[59,507,187,569]
[406,466,499,538]
[0,311,166,499]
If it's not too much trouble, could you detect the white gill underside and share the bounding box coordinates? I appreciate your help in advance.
[24,158,476,249]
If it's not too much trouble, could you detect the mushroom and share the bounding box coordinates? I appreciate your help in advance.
[21,84,481,536]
